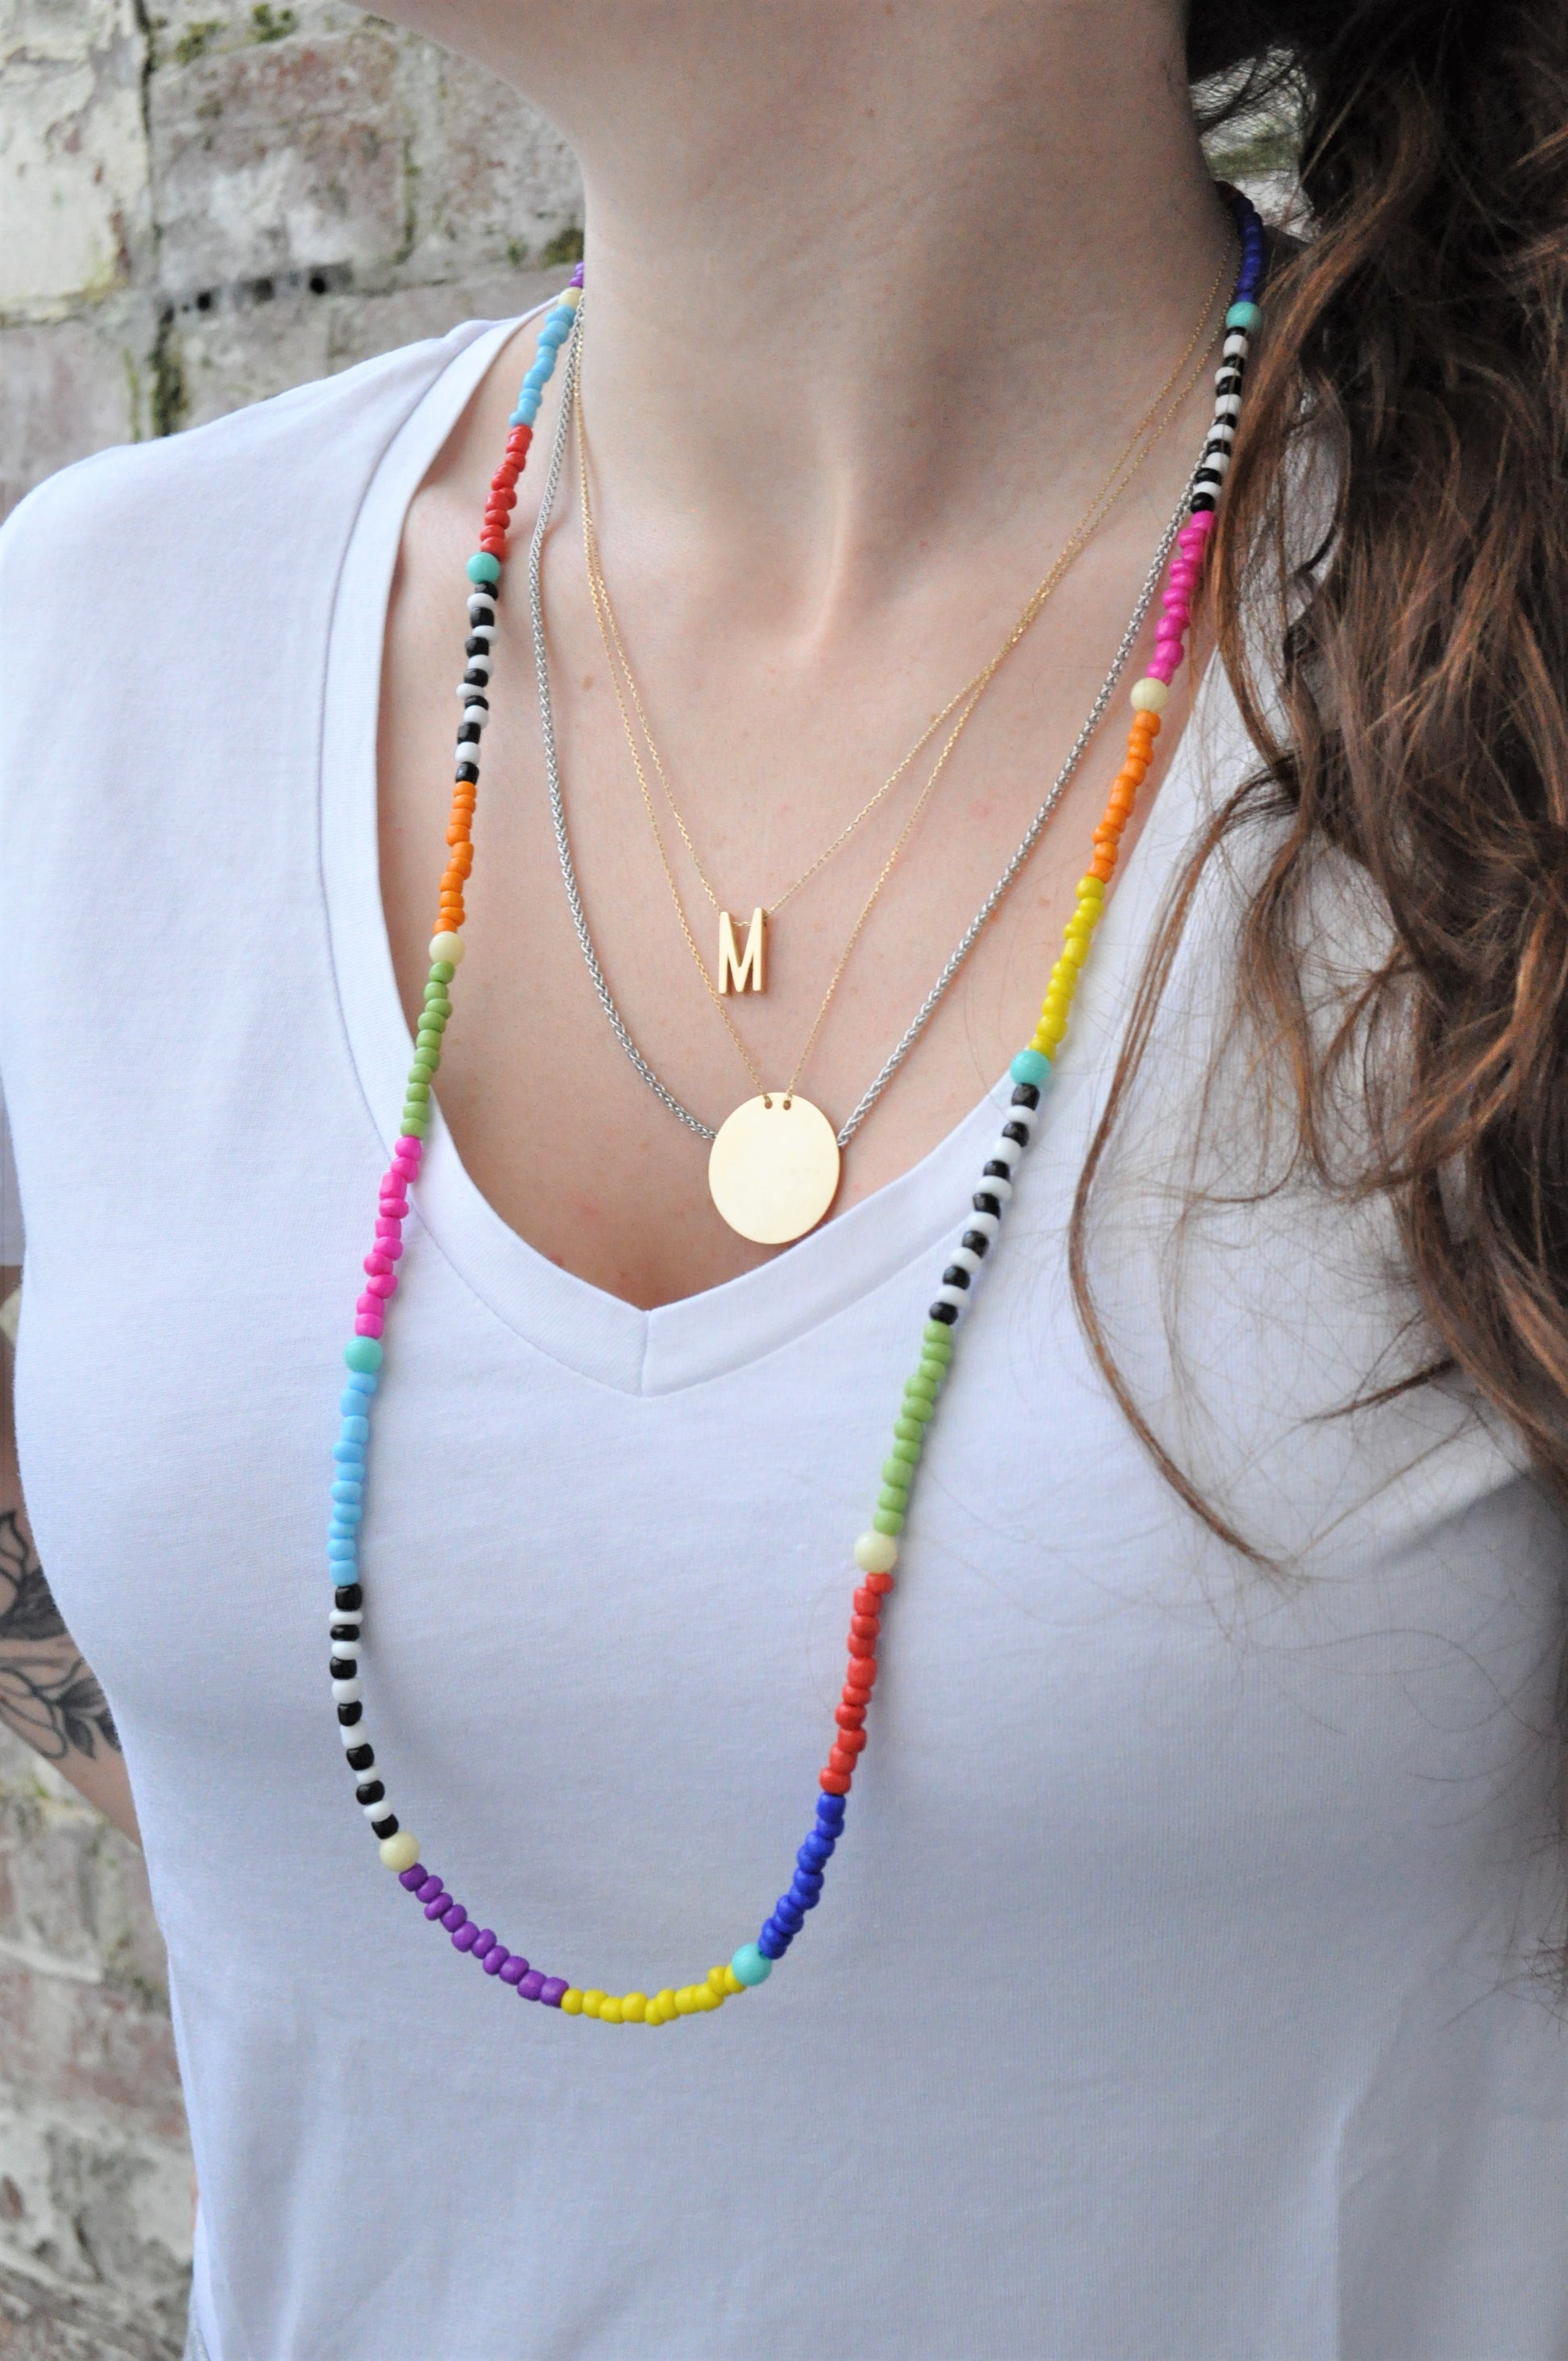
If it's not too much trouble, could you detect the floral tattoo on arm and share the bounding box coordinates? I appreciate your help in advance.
[0,1508,119,1762]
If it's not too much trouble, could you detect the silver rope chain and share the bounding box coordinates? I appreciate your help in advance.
[528,303,1192,1147]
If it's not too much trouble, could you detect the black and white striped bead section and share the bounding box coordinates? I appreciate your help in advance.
[330,1584,404,1845]
[927,1081,1041,1330]
[455,587,500,781]
[1192,326,1249,512]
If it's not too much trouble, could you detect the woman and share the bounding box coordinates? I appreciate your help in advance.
[2,1,1566,2354]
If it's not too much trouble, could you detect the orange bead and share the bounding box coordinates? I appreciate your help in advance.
[1089,852,1115,882]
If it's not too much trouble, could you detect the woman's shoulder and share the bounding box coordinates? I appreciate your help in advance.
[0,319,507,625]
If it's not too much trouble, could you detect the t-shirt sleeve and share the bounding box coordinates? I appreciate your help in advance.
[0,1093,22,1267]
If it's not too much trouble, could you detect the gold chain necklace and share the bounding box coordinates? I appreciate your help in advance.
[575,251,1227,1010]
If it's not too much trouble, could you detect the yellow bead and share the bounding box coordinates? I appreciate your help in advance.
[1131,677,1170,713]
[379,1830,419,1873]
[694,1983,722,2010]
[582,1990,605,2018]
[621,1993,648,2022]
[558,284,582,307]
[598,1997,623,2023]
[721,1965,744,1996]
[1077,875,1106,900]
[653,1988,678,2021]
[428,929,466,965]
[560,1988,584,2015]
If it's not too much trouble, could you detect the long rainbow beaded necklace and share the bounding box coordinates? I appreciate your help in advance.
[327,192,1267,2026]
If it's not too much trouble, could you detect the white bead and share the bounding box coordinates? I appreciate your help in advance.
[989,1137,1022,1171]
[429,931,466,965]
[1005,1102,1039,1135]
[467,623,496,646]
[933,1281,968,1310]
[361,1795,392,1820]
[331,1678,362,1706]
[339,1721,371,1752]
[1214,392,1242,420]
[1223,330,1250,359]
[948,1243,984,1275]
[853,1530,899,1574]
[965,1208,1001,1240]
[976,1169,1013,1203]
[1206,419,1236,444]
[1130,678,1170,713]
[454,743,480,769]
[330,1612,360,1636]
[380,1830,420,1872]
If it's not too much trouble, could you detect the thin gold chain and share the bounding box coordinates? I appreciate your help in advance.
[576,263,1230,1107]
[578,246,1229,924]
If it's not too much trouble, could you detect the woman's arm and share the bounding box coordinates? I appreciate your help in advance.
[0,1268,140,1844]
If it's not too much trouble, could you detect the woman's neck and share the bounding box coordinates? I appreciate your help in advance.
[391,0,1230,626]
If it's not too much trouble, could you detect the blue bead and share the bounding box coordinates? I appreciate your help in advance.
[332,1441,366,1464]
[757,1927,788,1960]
[327,1538,357,1561]
[524,361,553,389]
[344,1369,377,1395]
[338,1388,371,1417]
[730,1943,773,1986]
[331,1500,363,1526]
[516,392,541,425]
[1010,1047,1050,1088]
[536,319,566,346]
[330,1480,363,1504]
[343,1337,383,1373]
[773,1898,805,1932]
[798,1836,832,1868]
[508,407,531,428]
[467,552,502,585]
[340,1414,370,1444]
[816,1795,846,1826]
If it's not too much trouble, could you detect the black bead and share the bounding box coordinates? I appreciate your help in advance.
[346,1742,375,1771]
[370,1812,399,1839]
[329,1655,357,1680]
[463,634,490,657]
[973,1191,1002,1217]
[941,1263,972,1290]
[335,1583,363,1612]
[928,1300,958,1325]
[467,596,496,619]
[330,1621,359,1643]
[462,672,489,694]
[454,761,479,785]
[337,1701,363,1726]
[1192,493,1217,512]
[983,1159,1012,1180]
[1010,1082,1040,1109]
[1001,1121,1031,1146]
[960,1230,990,1258]
[458,722,481,745]
[355,1779,386,1807]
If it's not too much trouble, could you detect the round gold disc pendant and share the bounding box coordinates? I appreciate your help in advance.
[707,1093,841,1246]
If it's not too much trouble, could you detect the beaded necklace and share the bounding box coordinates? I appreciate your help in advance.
[327,192,1267,2027]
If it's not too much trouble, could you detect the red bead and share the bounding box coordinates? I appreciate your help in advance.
[480,537,507,558]
[852,1586,882,1616]
[506,425,533,453]
[848,1654,877,1685]
[836,1728,867,1755]
[819,1770,852,1795]
[828,1743,858,1774]
[865,1571,894,1594]
[849,1611,879,1639]
[835,1704,865,1729]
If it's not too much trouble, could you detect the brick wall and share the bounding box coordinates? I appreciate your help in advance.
[0,5,580,2351]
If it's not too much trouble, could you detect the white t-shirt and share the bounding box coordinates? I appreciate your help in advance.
[2,318,1566,2361]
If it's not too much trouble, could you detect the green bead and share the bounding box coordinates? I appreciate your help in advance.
[420,1009,448,1032]
[429,960,455,984]
[918,1356,948,1384]
[893,1415,926,1444]
[422,985,450,1010]
[404,1080,430,1102]
[905,1371,938,1402]
[873,1508,905,1537]
[415,1033,442,1057]
[400,1111,427,1137]
[889,1436,919,1466]
[877,1480,910,1510]
[343,1336,384,1372]
[902,1395,934,1425]
[922,1322,953,1355]
[409,1062,434,1085]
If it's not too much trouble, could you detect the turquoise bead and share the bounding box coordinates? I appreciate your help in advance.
[1226,301,1262,332]
[731,1943,772,1986]
[344,1337,384,1373]
[1010,1048,1050,1087]
[467,552,501,584]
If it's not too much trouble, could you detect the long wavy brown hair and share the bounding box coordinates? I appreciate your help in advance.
[1073,0,1568,1558]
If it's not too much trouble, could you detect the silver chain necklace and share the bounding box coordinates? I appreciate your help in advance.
[527,303,1190,1148]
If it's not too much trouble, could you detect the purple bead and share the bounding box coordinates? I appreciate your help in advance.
[539,1977,567,2008]
[471,1929,496,1960]
[570,262,584,288]
[398,1863,428,1891]
[423,1893,451,1920]
[416,1876,444,1904]
[441,1903,467,1932]
[452,1924,479,1952]
[500,1956,529,1985]
[483,1946,508,1976]
[517,1970,545,2001]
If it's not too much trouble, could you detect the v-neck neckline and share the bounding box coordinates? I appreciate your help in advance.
[319,316,1213,1398]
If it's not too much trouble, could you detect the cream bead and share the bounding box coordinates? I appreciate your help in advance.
[1130,678,1170,714]
[429,931,466,965]
[854,1530,899,1575]
[379,1829,419,1872]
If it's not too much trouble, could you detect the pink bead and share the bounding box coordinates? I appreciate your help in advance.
[366,1272,396,1299]
[380,1197,409,1219]
[355,1292,382,1317]
[364,1252,393,1276]
[396,1137,424,1162]
[373,1219,402,1244]
[1147,658,1179,684]
[355,1313,384,1338]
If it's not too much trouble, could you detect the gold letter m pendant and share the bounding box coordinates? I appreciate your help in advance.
[716,907,766,994]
